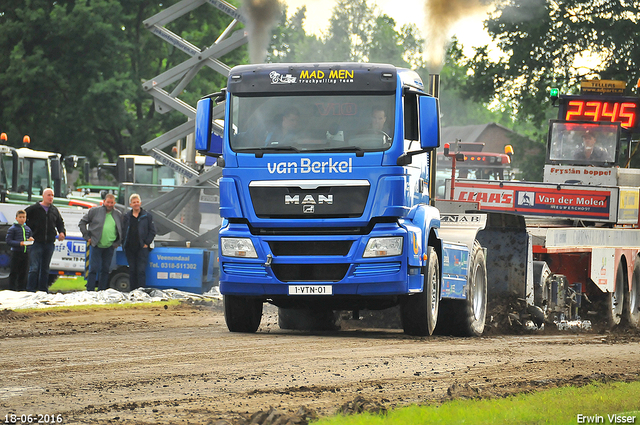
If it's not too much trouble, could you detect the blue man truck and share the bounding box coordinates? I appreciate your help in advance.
[194,63,509,336]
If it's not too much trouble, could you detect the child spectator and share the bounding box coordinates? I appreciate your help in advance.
[6,209,34,291]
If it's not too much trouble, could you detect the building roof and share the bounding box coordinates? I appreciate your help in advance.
[441,122,514,145]
[440,122,535,155]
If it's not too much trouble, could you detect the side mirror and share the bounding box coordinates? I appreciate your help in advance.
[50,156,63,197]
[419,96,440,149]
[50,157,61,180]
[195,98,212,151]
[117,157,134,183]
[11,150,19,191]
[196,98,216,152]
[83,162,91,184]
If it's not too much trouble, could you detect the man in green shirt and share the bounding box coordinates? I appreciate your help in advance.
[79,194,123,291]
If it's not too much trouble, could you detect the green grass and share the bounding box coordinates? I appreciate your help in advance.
[314,381,640,425]
[49,276,88,292]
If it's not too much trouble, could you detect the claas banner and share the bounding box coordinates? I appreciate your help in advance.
[450,180,628,223]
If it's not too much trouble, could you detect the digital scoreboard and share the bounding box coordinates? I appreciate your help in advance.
[559,95,640,131]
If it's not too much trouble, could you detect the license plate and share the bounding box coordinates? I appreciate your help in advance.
[288,285,333,295]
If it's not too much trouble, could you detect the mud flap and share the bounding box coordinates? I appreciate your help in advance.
[475,213,533,304]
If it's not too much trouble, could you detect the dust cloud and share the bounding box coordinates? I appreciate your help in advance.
[241,0,283,63]
[424,0,494,71]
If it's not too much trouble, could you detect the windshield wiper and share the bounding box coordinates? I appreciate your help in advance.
[321,146,366,157]
[236,145,300,158]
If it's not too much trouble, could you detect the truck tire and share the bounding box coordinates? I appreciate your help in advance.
[109,267,131,292]
[625,260,640,328]
[400,246,440,336]
[224,295,262,333]
[608,261,625,327]
[0,223,11,290]
[277,308,338,331]
[436,241,487,337]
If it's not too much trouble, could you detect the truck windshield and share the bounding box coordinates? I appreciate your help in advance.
[229,94,395,153]
[548,122,619,165]
[134,163,176,186]
[2,156,49,195]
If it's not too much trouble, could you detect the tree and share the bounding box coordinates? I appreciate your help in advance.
[0,0,245,163]
[462,0,640,178]
[267,6,309,63]
[268,0,424,67]
[433,40,507,127]
[324,0,374,62]
[467,0,640,127]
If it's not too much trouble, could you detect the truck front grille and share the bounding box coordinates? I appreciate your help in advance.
[250,185,369,219]
[268,240,353,256]
[271,264,349,282]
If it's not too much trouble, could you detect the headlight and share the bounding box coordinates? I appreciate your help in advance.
[221,237,258,258]
[363,236,403,257]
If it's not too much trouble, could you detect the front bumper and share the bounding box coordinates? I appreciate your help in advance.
[218,222,422,298]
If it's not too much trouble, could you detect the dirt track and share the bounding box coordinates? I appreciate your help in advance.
[1,301,640,424]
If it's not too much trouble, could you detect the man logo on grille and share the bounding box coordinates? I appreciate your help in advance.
[285,194,333,205]
[303,205,315,213]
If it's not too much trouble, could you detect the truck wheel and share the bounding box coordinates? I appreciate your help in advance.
[623,260,640,328]
[224,295,263,333]
[109,267,131,292]
[401,246,440,336]
[608,261,625,327]
[437,241,487,337]
[0,224,11,290]
[277,308,338,331]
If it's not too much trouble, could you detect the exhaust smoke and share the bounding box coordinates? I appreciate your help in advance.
[241,0,283,63]
[423,0,493,72]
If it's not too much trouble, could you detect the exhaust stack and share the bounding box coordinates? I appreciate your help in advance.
[429,74,440,98]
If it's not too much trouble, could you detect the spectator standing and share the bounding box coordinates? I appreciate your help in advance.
[5,210,34,291]
[25,188,66,292]
[122,194,156,290]
[79,194,123,291]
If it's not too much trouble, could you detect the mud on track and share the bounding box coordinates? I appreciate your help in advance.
[1,302,639,424]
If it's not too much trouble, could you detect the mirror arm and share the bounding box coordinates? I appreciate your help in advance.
[396,148,429,166]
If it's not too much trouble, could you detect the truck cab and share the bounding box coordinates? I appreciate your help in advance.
[436,141,513,199]
[0,146,98,209]
[196,63,489,336]
[113,154,179,204]
[2,147,67,203]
